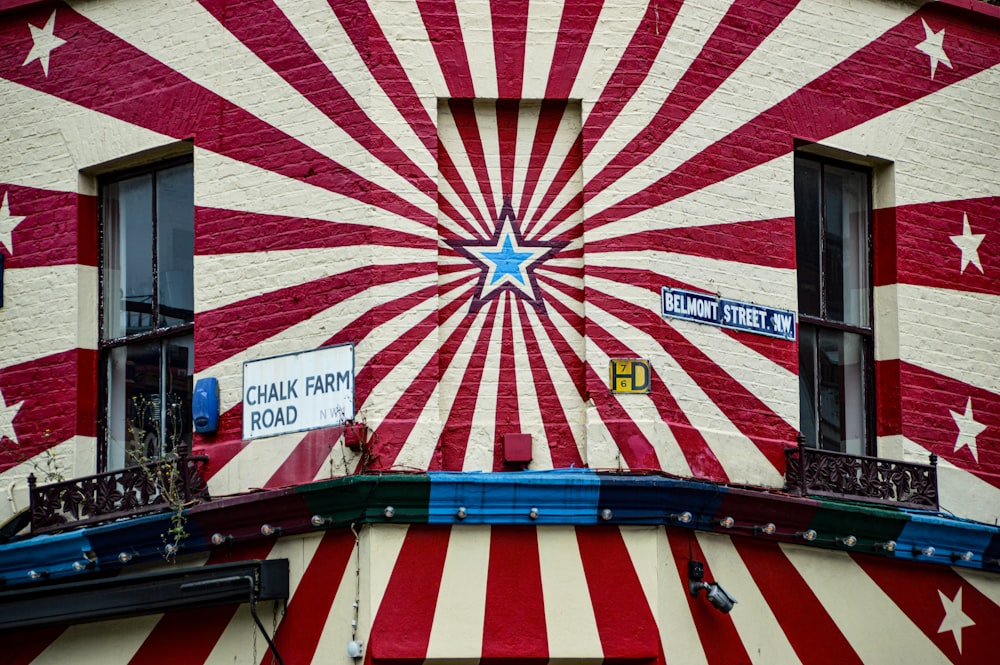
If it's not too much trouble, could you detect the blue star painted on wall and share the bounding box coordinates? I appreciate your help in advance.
[446,198,568,312]
[483,236,533,285]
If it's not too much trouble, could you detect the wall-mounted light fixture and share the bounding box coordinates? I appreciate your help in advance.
[688,560,736,614]
[347,640,364,659]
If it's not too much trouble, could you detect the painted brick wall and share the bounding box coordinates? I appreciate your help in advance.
[0,0,998,524]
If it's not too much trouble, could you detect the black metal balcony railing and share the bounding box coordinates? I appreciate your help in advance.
[28,455,210,534]
[784,440,938,511]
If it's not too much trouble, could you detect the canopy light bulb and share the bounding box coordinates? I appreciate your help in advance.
[718,516,735,529]
[311,515,331,528]
[799,529,817,542]
[28,569,47,580]
[600,508,613,521]
[260,524,281,537]
[529,507,539,520]
[383,506,395,519]
[757,522,777,535]
[72,561,88,572]
[672,511,693,524]
[211,533,231,546]
[915,545,935,557]
[953,551,974,562]
[837,535,857,548]
[118,551,134,563]
[164,543,179,556]
[875,540,896,552]
[456,506,467,519]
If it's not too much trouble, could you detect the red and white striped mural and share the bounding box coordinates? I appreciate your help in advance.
[5,525,1000,664]
[1,0,998,519]
[0,0,1000,519]
[1,2,1000,661]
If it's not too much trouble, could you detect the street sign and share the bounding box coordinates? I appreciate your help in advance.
[661,287,796,341]
[610,359,651,394]
[242,343,355,440]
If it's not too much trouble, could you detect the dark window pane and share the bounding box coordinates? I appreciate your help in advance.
[798,324,818,448]
[823,165,869,326]
[157,164,194,328]
[794,158,821,318]
[817,328,867,456]
[164,334,194,455]
[103,174,154,338]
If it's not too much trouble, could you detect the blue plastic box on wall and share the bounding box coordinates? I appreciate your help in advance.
[192,377,220,434]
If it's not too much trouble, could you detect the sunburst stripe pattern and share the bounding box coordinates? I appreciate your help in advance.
[0,0,996,509]
[583,277,796,472]
[195,0,439,199]
[579,5,1000,231]
[0,5,436,226]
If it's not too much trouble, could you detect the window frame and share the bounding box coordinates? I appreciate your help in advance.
[795,152,876,456]
[97,155,194,472]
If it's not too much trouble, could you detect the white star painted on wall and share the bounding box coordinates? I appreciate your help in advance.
[950,214,984,274]
[915,19,952,80]
[951,213,986,273]
[950,397,986,463]
[938,587,975,653]
[0,389,23,447]
[0,192,26,255]
[22,10,66,77]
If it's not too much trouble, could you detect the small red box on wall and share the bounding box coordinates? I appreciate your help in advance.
[503,433,532,464]
[344,423,368,451]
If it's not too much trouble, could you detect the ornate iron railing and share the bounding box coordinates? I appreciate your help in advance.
[29,455,210,534]
[784,440,938,511]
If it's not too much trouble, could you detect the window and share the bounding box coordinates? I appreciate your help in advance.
[795,153,873,456]
[99,157,194,470]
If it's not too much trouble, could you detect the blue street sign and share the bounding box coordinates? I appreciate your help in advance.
[661,287,796,341]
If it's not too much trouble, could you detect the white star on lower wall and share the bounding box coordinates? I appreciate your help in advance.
[0,389,23,447]
[915,19,952,80]
[950,213,985,274]
[22,10,66,77]
[938,587,975,654]
[0,191,27,255]
[950,397,986,463]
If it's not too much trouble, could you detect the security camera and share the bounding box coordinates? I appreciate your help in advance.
[687,560,737,613]
[702,581,737,613]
